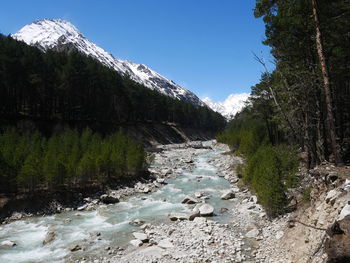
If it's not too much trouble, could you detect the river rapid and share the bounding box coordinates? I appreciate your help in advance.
[0,141,265,263]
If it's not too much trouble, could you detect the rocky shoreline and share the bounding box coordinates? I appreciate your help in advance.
[2,141,349,263]
[67,141,271,263]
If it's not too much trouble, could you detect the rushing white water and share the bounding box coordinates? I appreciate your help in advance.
[0,148,234,263]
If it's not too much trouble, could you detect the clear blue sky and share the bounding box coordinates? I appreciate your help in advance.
[0,0,272,101]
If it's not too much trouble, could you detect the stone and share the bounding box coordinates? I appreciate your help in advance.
[129,219,145,226]
[169,212,189,221]
[0,240,16,248]
[245,229,260,238]
[338,204,350,221]
[132,232,149,242]
[156,178,167,184]
[325,214,350,262]
[70,244,82,252]
[249,196,258,203]
[221,190,235,200]
[143,187,151,193]
[158,238,174,249]
[195,192,203,198]
[43,231,56,245]
[199,204,214,216]
[325,189,340,205]
[100,194,119,204]
[77,204,87,211]
[130,239,143,247]
[193,217,207,224]
[181,196,199,204]
[275,231,284,240]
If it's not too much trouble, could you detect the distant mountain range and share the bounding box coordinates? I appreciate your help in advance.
[12,19,204,107]
[12,19,249,118]
[202,93,249,120]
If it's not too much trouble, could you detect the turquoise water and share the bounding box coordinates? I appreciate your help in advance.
[0,149,234,263]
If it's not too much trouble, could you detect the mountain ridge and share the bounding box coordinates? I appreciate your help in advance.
[12,19,204,107]
[203,93,249,120]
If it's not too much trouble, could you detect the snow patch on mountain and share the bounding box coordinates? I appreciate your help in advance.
[203,93,250,120]
[12,19,203,106]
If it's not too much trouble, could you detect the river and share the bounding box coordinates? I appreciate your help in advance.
[0,141,250,263]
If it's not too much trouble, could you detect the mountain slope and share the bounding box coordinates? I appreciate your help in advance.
[12,19,203,106]
[203,93,249,120]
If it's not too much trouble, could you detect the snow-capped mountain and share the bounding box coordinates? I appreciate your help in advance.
[12,19,203,106]
[203,93,249,120]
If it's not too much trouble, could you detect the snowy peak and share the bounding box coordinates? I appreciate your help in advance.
[203,93,249,120]
[13,19,81,49]
[12,19,204,106]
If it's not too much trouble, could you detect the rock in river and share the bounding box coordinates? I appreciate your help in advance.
[199,204,214,216]
[0,240,16,248]
[43,231,56,245]
[169,212,189,221]
[220,189,235,200]
[100,194,119,204]
[181,196,199,204]
[130,239,143,247]
[132,232,149,242]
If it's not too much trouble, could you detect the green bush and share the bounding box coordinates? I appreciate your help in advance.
[244,144,298,217]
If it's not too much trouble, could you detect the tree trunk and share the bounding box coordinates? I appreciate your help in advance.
[311,0,342,164]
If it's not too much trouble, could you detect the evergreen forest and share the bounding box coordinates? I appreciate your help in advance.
[0,35,226,194]
[218,0,350,217]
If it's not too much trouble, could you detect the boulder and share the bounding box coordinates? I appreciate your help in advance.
[156,178,167,185]
[275,231,284,240]
[245,229,260,239]
[158,238,174,249]
[43,231,56,245]
[129,219,145,226]
[0,240,16,248]
[194,192,203,198]
[130,239,143,247]
[199,204,214,216]
[169,212,189,221]
[132,232,149,242]
[193,217,207,224]
[325,189,340,205]
[143,187,151,193]
[220,190,235,200]
[77,204,87,211]
[100,194,119,204]
[325,213,350,262]
[181,196,198,204]
[70,244,82,252]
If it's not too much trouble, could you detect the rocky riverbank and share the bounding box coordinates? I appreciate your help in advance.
[3,141,348,263]
[74,143,350,263]
[68,141,271,263]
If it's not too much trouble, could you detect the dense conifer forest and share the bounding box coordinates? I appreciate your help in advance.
[0,35,225,194]
[218,0,350,217]
[0,35,225,132]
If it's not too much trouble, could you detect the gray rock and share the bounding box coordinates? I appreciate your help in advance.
[221,190,235,200]
[0,240,16,248]
[245,229,260,238]
[77,204,87,211]
[100,194,119,204]
[129,219,145,226]
[70,244,82,252]
[181,196,199,204]
[158,238,174,249]
[169,212,189,221]
[132,232,149,242]
[43,231,56,245]
[199,204,214,216]
[130,239,143,247]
